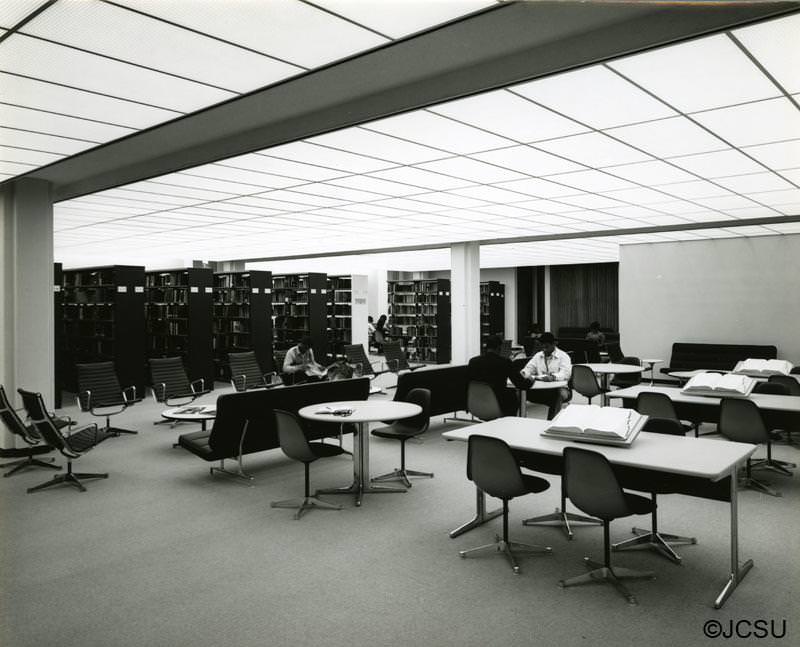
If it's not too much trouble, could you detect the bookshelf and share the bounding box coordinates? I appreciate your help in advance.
[326,274,369,358]
[60,265,146,393]
[480,281,505,346]
[387,278,451,364]
[145,268,214,387]
[54,263,63,407]
[271,272,327,359]
[213,270,273,374]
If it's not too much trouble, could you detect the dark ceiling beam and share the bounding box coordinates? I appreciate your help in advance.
[11,0,798,202]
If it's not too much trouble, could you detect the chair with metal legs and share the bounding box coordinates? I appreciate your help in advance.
[370,388,433,488]
[18,388,110,494]
[270,410,346,519]
[0,385,64,477]
[749,382,796,475]
[571,365,607,405]
[612,417,697,564]
[767,375,800,446]
[76,361,138,436]
[466,380,504,422]
[559,447,656,605]
[635,391,696,436]
[458,435,552,574]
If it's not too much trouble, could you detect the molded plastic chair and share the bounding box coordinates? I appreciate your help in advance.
[371,388,432,488]
[635,391,695,436]
[228,351,277,391]
[750,382,796,474]
[76,361,138,435]
[767,376,800,446]
[571,365,606,405]
[467,381,504,422]
[18,388,110,493]
[0,385,60,477]
[458,435,551,574]
[270,410,346,519]
[609,357,642,389]
[559,447,656,605]
[718,397,790,497]
[612,417,697,564]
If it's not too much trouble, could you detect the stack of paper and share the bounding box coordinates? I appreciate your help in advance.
[542,404,646,446]
[682,372,755,397]
[732,358,793,377]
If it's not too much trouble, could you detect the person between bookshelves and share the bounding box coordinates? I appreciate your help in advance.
[283,336,326,384]
[521,332,572,420]
[374,314,388,353]
[467,334,532,417]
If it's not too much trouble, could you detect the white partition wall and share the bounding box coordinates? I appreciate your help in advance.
[451,242,481,365]
[619,234,800,366]
[350,274,369,351]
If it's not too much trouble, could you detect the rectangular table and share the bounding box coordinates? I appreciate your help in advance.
[443,416,756,609]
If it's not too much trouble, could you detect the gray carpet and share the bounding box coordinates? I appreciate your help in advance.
[2,381,798,647]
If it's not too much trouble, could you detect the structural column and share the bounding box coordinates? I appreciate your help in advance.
[450,242,481,365]
[1,179,54,446]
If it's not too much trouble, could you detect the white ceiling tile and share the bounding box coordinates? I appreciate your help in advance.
[494,178,581,198]
[778,168,800,186]
[0,0,49,28]
[654,199,715,215]
[229,196,314,213]
[748,188,800,206]
[602,205,669,219]
[0,104,133,143]
[471,145,584,176]
[366,111,513,155]
[408,192,488,209]
[558,194,627,210]
[0,34,234,113]
[182,164,305,190]
[609,33,779,112]
[603,160,696,185]
[0,144,62,166]
[416,157,527,183]
[367,167,473,191]
[0,126,95,155]
[22,0,302,94]
[547,169,636,193]
[328,175,426,197]
[130,179,234,201]
[743,139,800,171]
[714,172,794,194]
[218,153,348,181]
[693,194,759,210]
[429,88,588,143]
[692,98,800,147]
[310,127,447,164]
[116,0,388,69]
[513,64,676,129]
[449,185,533,204]
[470,204,538,218]
[0,159,35,175]
[656,180,732,200]
[734,13,800,94]
[149,172,253,196]
[513,199,580,214]
[535,132,651,167]
[96,188,205,208]
[601,186,674,204]
[369,197,444,213]
[668,149,766,178]
[294,183,386,203]
[253,189,345,208]
[607,116,726,158]
[264,141,396,173]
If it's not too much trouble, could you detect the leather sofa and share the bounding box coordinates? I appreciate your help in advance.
[660,342,778,375]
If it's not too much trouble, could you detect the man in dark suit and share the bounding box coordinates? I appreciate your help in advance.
[467,335,532,417]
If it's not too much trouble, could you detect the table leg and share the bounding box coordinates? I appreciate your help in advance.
[449,486,503,538]
[601,374,610,406]
[519,389,527,418]
[647,363,655,386]
[713,466,753,609]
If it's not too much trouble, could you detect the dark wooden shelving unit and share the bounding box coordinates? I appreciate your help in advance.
[387,278,451,364]
[326,274,352,359]
[54,263,64,407]
[60,264,146,394]
[272,272,327,359]
[480,281,505,346]
[145,268,214,387]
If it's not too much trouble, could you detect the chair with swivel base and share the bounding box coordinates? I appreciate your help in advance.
[18,388,111,494]
[767,375,800,446]
[0,385,61,477]
[635,391,696,436]
[466,380,504,422]
[458,434,552,574]
[371,388,432,488]
[559,447,656,605]
[149,356,210,426]
[749,382,796,476]
[270,410,346,519]
[612,417,697,564]
[76,361,138,436]
[571,365,607,405]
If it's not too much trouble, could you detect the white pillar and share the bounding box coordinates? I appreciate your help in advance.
[543,265,552,333]
[450,242,481,365]
[1,179,54,446]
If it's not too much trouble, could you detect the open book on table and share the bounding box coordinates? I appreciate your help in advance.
[682,372,755,397]
[542,404,647,447]
[732,358,793,377]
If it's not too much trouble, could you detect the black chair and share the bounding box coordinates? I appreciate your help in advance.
[0,385,61,477]
[750,382,796,474]
[467,381,504,422]
[609,356,642,389]
[371,388,432,488]
[635,391,696,436]
[767,376,800,446]
[571,365,607,405]
[612,418,697,564]
[228,351,277,391]
[269,410,346,519]
[149,357,209,407]
[383,341,424,375]
[18,388,110,493]
[718,397,789,497]
[499,339,513,359]
[559,447,656,605]
[344,344,385,381]
[76,361,138,435]
[458,435,551,574]
[606,342,624,363]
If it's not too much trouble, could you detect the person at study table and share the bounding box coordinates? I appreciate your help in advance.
[521,332,572,420]
[283,336,325,383]
[467,335,533,417]
[585,321,606,348]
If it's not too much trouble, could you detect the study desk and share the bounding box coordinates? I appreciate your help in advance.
[443,416,756,608]
[577,362,644,405]
[507,380,568,417]
[298,400,421,507]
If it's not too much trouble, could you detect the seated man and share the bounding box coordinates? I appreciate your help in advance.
[283,336,327,384]
[521,332,572,420]
[467,335,532,417]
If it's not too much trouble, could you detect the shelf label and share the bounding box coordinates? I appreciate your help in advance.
[53,285,61,292]
[134,286,144,293]
[265,288,271,294]
[117,286,128,293]
[311,288,317,294]
[204,287,213,293]
[355,297,366,304]
[251,288,259,294]
[190,286,199,293]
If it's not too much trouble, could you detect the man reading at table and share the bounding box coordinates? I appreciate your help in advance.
[521,332,572,420]
[283,336,326,384]
[467,335,532,417]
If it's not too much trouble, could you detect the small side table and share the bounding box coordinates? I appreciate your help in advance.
[640,358,663,386]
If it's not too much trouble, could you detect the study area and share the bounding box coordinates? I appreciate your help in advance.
[2,1,800,646]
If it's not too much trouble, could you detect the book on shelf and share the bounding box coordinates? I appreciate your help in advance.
[541,404,646,447]
[682,372,755,397]
[732,358,793,377]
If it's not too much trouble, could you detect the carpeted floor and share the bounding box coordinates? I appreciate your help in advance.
[1,377,798,647]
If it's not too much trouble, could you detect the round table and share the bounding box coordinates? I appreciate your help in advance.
[161,404,216,431]
[578,363,645,405]
[298,400,422,507]
[640,358,663,385]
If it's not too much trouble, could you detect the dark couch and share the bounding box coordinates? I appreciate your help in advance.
[394,365,468,417]
[179,377,370,469]
[660,342,778,375]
